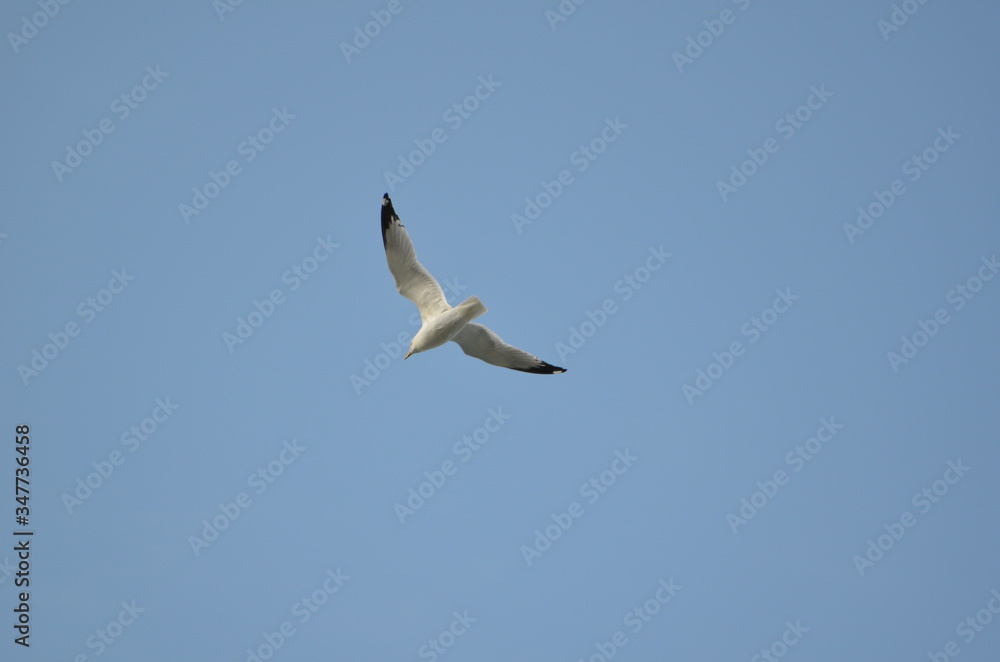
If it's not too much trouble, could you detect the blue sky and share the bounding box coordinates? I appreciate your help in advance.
[2,1,999,660]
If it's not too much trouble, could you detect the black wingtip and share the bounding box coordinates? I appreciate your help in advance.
[381,194,399,249]
[522,362,567,375]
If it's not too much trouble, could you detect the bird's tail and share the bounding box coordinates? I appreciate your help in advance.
[455,296,487,322]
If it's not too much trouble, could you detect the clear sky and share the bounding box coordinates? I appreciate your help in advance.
[1,1,998,660]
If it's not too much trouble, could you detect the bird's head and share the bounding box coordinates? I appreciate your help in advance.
[405,334,430,360]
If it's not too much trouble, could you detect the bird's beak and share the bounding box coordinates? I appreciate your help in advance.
[404,350,412,360]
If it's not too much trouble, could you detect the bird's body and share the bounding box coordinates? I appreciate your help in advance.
[381,194,566,374]
[407,295,487,358]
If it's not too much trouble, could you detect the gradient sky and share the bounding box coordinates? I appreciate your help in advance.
[2,1,999,660]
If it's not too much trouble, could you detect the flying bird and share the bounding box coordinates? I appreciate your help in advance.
[381,193,566,374]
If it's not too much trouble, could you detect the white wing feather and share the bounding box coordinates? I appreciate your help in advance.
[382,195,450,322]
[452,323,566,374]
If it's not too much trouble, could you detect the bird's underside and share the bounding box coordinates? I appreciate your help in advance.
[381,193,566,374]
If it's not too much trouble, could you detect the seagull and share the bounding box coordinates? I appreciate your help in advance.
[381,193,566,374]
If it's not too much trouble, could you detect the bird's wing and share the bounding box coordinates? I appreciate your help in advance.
[381,194,450,321]
[452,323,567,374]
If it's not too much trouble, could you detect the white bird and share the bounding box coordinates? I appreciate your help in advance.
[381,194,566,374]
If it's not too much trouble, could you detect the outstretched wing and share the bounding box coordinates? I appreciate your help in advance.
[452,323,567,374]
[381,194,450,321]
